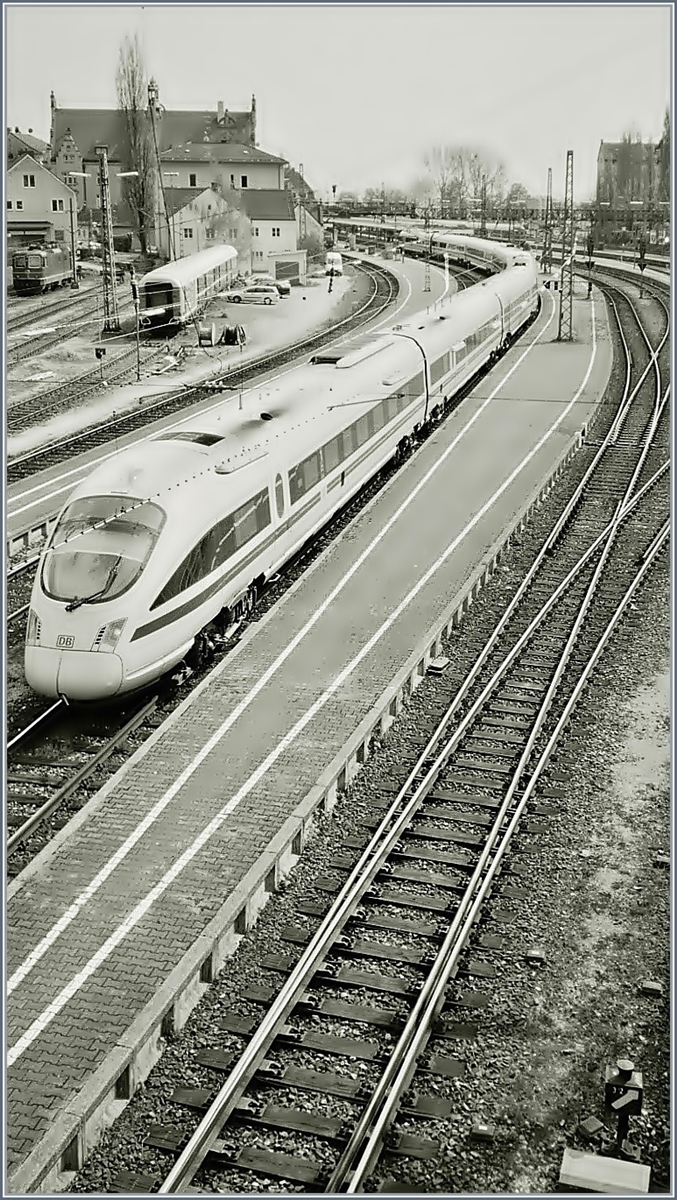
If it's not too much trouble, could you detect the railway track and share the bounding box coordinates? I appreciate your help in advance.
[6,286,139,367]
[51,268,667,1193]
[6,272,665,877]
[6,278,100,335]
[7,261,399,485]
[6,695,163,877]
[89,266,664,1195]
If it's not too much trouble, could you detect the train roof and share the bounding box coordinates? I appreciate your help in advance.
[140,244,237,287]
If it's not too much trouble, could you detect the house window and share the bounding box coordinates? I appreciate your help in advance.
[241,175,248,188]
[184,227,193,239]
[189,173,197,187]
[52,199,58,211]
[6,200,12,210]
[230,174,235,187]
[23,173,36,188]
[254,226,259,237]
[272,226,281,238]
[59,199,64,211]
[16,200,23,210]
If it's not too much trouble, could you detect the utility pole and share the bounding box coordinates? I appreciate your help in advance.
[69,196,79,289]
[95,144,120,332]
[557,150,575,342]
[541,167,553,274]
[130,266,141,380]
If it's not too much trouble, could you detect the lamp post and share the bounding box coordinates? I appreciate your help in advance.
[128,265,141,381]
[66,170,91,288]
[163,171,179,259]
[391,331,431,425]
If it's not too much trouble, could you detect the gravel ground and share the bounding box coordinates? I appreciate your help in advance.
[69,429,670,1195]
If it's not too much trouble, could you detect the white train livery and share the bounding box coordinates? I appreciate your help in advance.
[25,236,539,702]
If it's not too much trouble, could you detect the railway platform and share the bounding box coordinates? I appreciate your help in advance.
[7,276,613,1192]
[8,254,452,468]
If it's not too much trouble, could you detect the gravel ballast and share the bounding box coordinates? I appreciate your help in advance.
[68,447,670,1194]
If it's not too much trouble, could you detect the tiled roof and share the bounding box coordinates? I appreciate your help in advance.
[160,141,285,165]
[285,165,316,200]
[162,186,217,216]
[240,189,296,221]
[8,129,50,155]
[51,108,254,162]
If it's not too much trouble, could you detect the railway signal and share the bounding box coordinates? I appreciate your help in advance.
[586,231,594,298]
[638,237,647,297]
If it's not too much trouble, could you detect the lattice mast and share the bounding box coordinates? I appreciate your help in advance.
[541,167,553,274]
[298,162,307,244]
[557,150,575,341]
[96,145,120,333]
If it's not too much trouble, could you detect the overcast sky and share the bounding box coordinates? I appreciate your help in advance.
[5,4,672,200]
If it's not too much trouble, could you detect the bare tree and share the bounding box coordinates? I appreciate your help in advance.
[657,109,670,203]
[116,34,155,254]
[423,146,506,222]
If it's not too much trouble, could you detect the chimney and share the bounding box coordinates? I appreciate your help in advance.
[251,94,257,146]
[217,101,224,123]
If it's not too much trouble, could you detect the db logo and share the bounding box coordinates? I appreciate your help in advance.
[56,634,75,648]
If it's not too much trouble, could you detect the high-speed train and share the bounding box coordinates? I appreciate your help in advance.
[25,236,539,702]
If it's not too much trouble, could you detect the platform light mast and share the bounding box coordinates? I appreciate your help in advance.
[95,144,120,333]
[298,162,307,245]
[541,167,553,274]
[557,150,575,342]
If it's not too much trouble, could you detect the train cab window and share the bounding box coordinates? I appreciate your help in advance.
[275,474,285,518]
[42,496,165,606]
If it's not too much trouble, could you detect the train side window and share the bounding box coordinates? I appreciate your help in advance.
[385,395,400,422]
[289,464,305,504]
[355,414,370,447]
[322,436,341,474]
[342,425,356,458]
[275,474,285,518]
[302,451,322,489]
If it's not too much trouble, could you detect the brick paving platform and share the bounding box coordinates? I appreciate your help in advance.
[7,278,612,1192]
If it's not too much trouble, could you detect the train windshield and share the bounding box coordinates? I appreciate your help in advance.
[42,496,166,605]
[27,254,44,269]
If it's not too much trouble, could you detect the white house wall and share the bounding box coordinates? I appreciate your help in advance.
[160,161,283,191]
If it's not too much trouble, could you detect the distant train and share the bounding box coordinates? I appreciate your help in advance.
[25,234,539,702]
[325,251,343,276]
[138,244,239,332]
[12,244,73,294]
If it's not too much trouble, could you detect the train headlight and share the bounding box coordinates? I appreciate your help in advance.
[94,618,127,653]
[26,608,41,645]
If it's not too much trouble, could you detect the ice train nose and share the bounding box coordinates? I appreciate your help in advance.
[25,648,123,701]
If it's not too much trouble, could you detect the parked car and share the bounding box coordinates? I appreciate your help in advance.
[223,283,280,305]
[250,273,292,297]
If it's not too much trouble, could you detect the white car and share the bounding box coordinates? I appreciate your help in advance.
[224,283,279,305]
[250,274,292,297]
